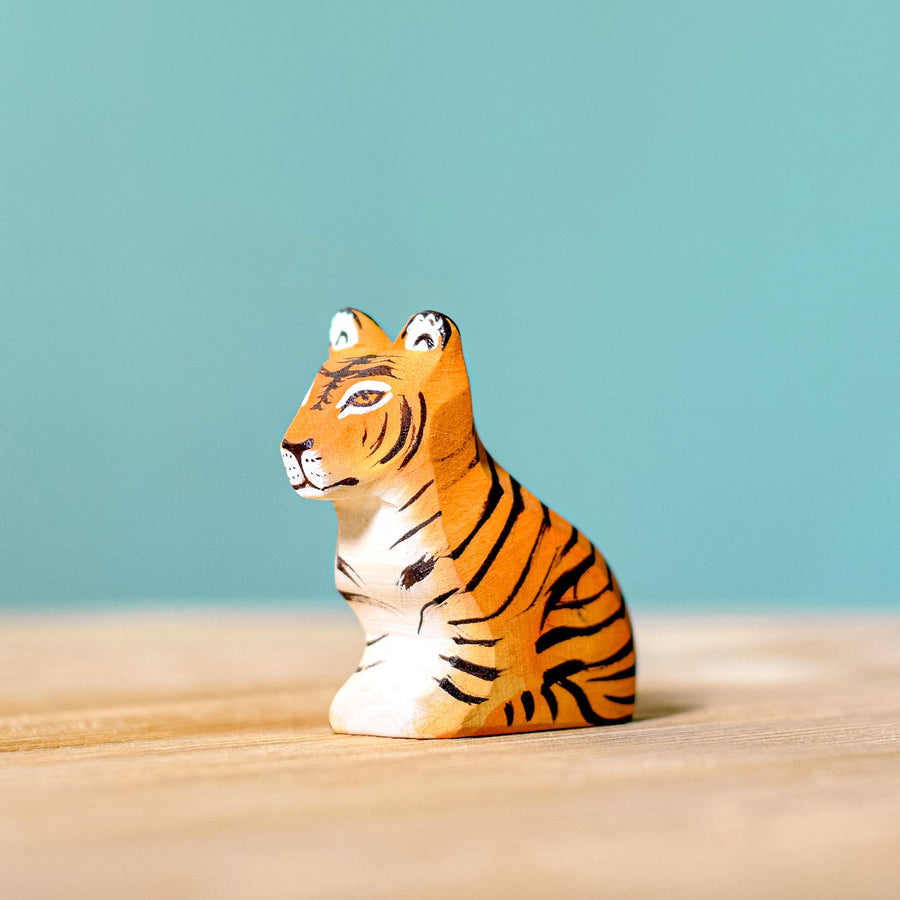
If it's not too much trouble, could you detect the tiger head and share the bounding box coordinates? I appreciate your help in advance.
[281,309,475,501]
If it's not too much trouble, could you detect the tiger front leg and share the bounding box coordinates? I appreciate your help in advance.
[328,632,509,739]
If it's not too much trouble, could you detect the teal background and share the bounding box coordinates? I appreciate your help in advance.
[2,2,898,610]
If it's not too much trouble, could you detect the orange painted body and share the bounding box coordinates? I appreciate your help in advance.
[281,309,635,738]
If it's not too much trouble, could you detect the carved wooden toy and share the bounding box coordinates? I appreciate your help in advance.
[281,309,636,738]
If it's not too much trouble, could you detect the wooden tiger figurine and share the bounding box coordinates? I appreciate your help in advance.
[281,308,636,738]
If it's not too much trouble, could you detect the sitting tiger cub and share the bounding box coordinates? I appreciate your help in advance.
[281,309,635,738]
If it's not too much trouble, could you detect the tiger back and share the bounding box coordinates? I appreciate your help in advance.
[280,308,636,738]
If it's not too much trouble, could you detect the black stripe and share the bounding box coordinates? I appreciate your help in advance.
[378,396,413,464]
[404,418,417,462]
[399,392,427,470]
[519,548,561,616]
[541,684,558,720]
[588,636,635,672]
[348,365,395,379]
[604,693,635,705]
[587,664,636,682]
[390,510,442,550]
[541,657,634,727]
[500,502,550,600]
[552,558,615,612]
[399,479,434,511]
[439,655,502,682]
[535,596,626,654]
[338,591,396,613]
[539,546,597,628]
[463,476,525,593]
[541,638,635,687]
[433,676,487,705]
[336,556,362,587]
[521,690,535,721]
[368,412,389,455]
[449,454,503,560]
[354,660,384,673]
[417,588,457,634]
[461,435,481,470]
[399,554,437,590]
[504,702,514,726]
[365,634,387,647]
[562,525,579,555]
[449,495,545,626]
[361,426,367,446]
[435,438,470,463]
[557,677,632,726]
[542,657,589,684]
[503,504,550,603]
[452,635,502,647]
[321,476,359,491]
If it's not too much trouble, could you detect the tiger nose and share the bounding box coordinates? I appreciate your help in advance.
[281,438,313,462]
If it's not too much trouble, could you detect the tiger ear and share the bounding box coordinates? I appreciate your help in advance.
[329,308,391,354]
[396,310,459,353]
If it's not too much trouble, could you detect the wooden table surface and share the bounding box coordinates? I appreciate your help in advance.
[1,607,898,899]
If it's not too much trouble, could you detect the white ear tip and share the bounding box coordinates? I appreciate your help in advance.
[330,309,360,350]
[403,311,450,351]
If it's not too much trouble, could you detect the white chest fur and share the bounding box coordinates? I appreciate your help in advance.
[333,500,453,637]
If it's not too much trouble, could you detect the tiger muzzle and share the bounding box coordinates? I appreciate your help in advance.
[281,438,319,490]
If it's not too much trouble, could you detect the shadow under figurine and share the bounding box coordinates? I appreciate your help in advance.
[281,309,636,738]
